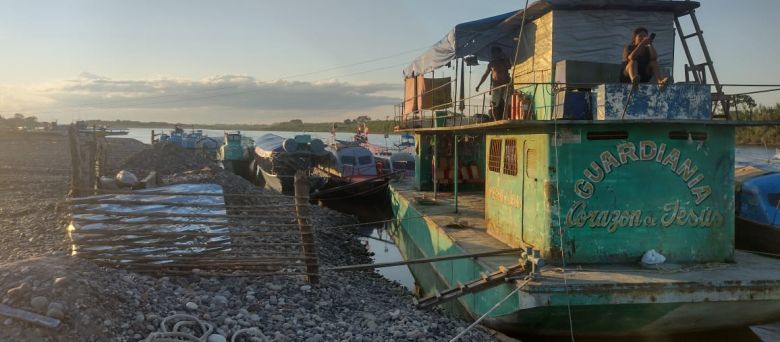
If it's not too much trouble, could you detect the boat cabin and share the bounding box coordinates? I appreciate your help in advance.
[398,0,736,265]
[315,144,379,180]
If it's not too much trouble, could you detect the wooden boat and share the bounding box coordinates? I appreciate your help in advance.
[736,166,780,255]
[389,0,780,337]
[251,133,325,195]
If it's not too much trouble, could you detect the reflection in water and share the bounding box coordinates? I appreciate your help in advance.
[356,223,416,291]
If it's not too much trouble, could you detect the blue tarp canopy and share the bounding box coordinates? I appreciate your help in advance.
[402,0,699,78]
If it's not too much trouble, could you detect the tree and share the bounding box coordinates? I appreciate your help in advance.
[343,119,352,124]
[355,115,371,123]
[289,119,303,125]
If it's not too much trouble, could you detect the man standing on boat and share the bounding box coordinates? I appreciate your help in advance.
[622,27,668,88]
[476,46,512,120]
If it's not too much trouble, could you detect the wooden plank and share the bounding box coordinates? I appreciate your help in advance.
[0,304,60,329]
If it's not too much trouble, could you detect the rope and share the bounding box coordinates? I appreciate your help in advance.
[552,109,576,341]
[449,276,532,342]
[144,314,269,342]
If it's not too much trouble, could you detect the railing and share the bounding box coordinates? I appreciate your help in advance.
[393,82,780,131]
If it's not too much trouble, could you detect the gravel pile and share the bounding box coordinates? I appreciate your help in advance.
[118,141,219,176]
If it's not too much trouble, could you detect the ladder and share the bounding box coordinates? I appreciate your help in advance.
[673,3,732,119]
[414,263,525,309]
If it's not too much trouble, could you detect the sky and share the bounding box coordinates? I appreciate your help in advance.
[0,0,779,125]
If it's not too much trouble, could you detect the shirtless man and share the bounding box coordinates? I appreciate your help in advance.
[476,46,512,120]
[623,27,668,88]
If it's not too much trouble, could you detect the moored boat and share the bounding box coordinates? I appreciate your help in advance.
[736,166,780,255]
[218,131,253,176]
[251,133,326,195]
[310,140,390,208]
[389,0,780,337]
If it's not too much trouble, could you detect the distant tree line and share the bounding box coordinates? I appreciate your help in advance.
[0,113,49,130]
[80,115,396,134]
[735,103,780,146]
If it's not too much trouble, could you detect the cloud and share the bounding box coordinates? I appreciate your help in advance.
[2,73,402,124]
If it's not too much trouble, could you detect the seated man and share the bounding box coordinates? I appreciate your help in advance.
[622,27,668,88]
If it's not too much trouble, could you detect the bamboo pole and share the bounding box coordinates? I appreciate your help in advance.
[68,209,299,222]
[71,188,300,199]
[294,171,319,284]
[68,126,83,197]
[327,248,523,271]
[64,199,294,209]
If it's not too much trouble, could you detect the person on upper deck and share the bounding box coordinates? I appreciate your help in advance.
[622,27,668,88]
[476,46,512,120]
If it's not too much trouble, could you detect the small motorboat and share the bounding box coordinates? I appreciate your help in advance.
[735,165,780,255]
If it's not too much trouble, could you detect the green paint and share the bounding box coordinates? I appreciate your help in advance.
[480,124,734,264]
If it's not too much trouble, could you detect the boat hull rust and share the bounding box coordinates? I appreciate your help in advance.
[389,181,780,336]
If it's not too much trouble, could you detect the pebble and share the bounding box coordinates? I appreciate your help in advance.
[267,283,283,291]
[185,301,198,310]
[207,334,227,342]
[30,296,48,311]
[213,295,228,307]
[53,277,68,289]
[6,282,31,299]
[299,285,311,292]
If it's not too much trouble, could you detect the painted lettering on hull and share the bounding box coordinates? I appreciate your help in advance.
[565,200,724,232]
[573,141,712,205]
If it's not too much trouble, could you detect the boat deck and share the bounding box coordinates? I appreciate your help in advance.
[391,179,780,291]
[391,180,519,272]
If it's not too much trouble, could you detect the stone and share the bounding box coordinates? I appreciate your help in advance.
[207,334,227,342]
[389,309,401,320]
[134,312,145,324]
[52,277,68,289]
[185,302,198,310]
[30,296,48,311]
[213,295,228,307]
[47,302,64,312]
[104,319,112,327]
[299,285,311,292]
[267,283,283,291]
[6,282,31,299]
[46,308,65,320]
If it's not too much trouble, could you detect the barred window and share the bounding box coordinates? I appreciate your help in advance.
[488,139,502,173]
[503,139,518,176]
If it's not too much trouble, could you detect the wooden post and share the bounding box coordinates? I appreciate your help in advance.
[294,171,319,283]
[68,126,83,197]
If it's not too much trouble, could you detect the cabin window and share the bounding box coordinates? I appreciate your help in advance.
[358,155,373,165]
[669,131,708,141]
[503,139,518,176]
[341,155,356,165]
[488,139,502,173]
[586,131,628,140]
[526,149,537,178]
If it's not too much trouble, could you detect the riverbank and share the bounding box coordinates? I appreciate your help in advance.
[0,134,496,341]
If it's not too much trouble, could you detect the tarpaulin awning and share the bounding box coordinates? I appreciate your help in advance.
[403,0,700,78]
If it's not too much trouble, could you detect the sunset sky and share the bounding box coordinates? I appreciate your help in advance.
[1,0,778,124]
